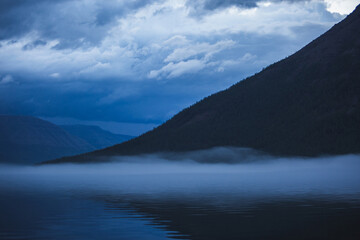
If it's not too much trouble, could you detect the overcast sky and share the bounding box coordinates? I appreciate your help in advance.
[0,0,359,135]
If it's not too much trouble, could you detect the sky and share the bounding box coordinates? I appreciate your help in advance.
[0,0,359,135]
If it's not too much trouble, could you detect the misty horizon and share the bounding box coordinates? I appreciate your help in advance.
[2,152,360,196]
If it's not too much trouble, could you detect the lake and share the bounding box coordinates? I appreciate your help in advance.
[1,154,360,240]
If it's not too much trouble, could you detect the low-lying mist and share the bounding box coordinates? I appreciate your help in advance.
[1,147,360,201]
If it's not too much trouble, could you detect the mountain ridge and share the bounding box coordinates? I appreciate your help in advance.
[0,116,134,164]
[60,124,133,149]
[48,5,360,164]
[0,115,95,164]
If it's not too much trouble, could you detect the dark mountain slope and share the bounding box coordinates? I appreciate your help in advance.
[51,5,360,163]
[60,125,133,149]
[0,116,95,164]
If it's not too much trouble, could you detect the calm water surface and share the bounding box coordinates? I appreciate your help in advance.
[1,155,360,240]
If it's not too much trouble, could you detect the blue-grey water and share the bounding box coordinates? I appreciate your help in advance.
[1,152,360,239]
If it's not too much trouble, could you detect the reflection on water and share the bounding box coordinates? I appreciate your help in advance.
[1,154,360,239]
[0,191,185,240]
[102,195,360,240]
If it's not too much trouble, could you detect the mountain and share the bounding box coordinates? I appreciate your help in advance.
[49,5,360,163]
[0,115,95,164]
[59,125,133,149]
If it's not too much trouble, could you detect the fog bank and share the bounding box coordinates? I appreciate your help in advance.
[1,150,360,201]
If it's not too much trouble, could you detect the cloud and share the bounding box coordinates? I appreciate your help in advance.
[186,0,257,13]
[0,74,14,84]
[216,53,258,72]
[0,0,343,81]
[164,40,235,62]
[98,87,140,105]
[324,0,360,14]
[0,0,157,48]
[22,39,47,51]
[148,39,236,78]
[50,73,60,78]
[185,0,311,16]
[149,59,207,79]
[163,35,190,46]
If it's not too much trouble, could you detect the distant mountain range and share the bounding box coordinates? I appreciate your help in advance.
[0,115,132,164]
[50,5,360,163]
[59,125,132,149]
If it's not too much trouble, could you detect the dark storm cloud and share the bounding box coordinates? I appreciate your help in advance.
[202,0,308,9]
[22,39,47,51]
[0,0,157,49]
[94,0,158,26]
[0,0,68,40]
[186,0,308,15]
[187,0,257,11]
